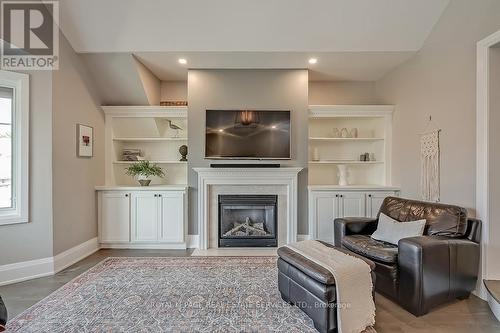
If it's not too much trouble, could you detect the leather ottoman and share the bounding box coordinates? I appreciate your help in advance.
[277,241,376,333]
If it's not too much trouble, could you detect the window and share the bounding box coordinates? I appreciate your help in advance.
[0,70,29,225]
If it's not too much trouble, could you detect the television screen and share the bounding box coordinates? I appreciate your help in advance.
[205,110,291,159]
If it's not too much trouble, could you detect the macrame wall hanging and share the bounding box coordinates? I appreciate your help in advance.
[420,127,441,202]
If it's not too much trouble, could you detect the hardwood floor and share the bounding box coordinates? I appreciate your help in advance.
[0,249,499,332]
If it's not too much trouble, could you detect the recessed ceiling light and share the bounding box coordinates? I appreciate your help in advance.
[178,58,187,65]
[308,58,318,64]
[271,125,277,129]
[218,129,224,132]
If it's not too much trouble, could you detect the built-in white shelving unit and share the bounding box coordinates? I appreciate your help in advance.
[308,105,394,186]
[113,137,187,142]
[307,105,399,244]
[102,106,188,186]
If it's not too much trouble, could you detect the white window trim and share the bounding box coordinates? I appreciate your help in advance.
[0,70,29,225]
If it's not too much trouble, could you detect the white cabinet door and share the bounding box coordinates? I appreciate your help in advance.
[100,192,130,242]
[313,193,340,244]
[339,192,366,217]
[131,192,158,242]
[158,192,184,243]
[367,192,395,218]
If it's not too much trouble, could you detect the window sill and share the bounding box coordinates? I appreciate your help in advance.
[0,213,28,226]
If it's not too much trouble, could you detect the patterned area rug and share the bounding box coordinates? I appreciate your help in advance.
[6,257,317,332]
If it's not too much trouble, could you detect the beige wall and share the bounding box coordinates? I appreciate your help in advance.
[187,69,309,234]
[134,56,161,105]
[52,35,104,255]
[0,71,54,265]
[309,81,380,105]
[161,81,188,101]
[375,0,500,212]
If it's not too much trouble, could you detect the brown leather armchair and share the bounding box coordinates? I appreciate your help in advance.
[334,197,481,316]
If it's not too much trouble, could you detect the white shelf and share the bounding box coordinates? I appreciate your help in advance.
[309,137,384,141]
[309,160,384,165]
[308,185,400,191]
[102,105,187,118]
[309,105,394,118]
[114,160,187,164]
[113,137,187,142]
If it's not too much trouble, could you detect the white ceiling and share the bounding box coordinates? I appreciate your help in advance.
[63,0,449,82]
[60,0,448,53]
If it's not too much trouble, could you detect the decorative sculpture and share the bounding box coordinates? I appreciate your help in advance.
[179,145,188,161]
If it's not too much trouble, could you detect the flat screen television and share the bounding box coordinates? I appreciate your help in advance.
[205,110,291,159]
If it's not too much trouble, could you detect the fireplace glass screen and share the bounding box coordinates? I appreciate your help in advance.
[218,195,277,247]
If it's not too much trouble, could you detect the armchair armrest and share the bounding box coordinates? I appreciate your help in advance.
[334,217,378,248]
[398,236,479,316]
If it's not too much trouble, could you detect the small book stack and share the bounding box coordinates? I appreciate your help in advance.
[122,149,143,161]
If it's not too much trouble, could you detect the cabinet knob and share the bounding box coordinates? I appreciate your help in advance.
[125,194,129,197]
[335,194,338,197]
[154,194,157,197]
[368,194,372,198]
[158,194,162,197]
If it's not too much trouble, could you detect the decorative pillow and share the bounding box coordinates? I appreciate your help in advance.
[371,213,426,245]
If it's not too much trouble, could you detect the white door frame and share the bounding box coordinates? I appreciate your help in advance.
[476,29,500,300]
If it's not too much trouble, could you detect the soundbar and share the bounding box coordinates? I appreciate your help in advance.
[210,163,281,168]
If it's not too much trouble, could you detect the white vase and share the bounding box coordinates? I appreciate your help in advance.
[337,164,349,186]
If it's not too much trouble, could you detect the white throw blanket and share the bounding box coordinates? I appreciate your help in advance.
[285,240,376,333]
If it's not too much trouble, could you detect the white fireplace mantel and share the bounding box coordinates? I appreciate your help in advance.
[193,167,303,249]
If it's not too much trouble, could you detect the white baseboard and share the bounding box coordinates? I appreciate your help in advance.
[0,237,99,286]
[0,257,54,286]
[297,234,311,241]
[187,235,200,248]
[53,237,99,273]
[100,242,187,250]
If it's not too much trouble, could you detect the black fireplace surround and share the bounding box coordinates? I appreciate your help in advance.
[218,195,278,247]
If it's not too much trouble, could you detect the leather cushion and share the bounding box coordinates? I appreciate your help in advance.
[342,235,399,264]
[277,241,375,286]
[379,197,467,236]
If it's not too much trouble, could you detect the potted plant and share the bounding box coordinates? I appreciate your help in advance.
[125,160,165,186]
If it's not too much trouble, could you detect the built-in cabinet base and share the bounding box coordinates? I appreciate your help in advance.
[97,186,188,249]
[308,185,400,245]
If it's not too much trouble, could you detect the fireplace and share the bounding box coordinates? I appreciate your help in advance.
[218,195,278,247]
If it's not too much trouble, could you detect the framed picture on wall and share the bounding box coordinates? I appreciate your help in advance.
[77,124,93,157]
